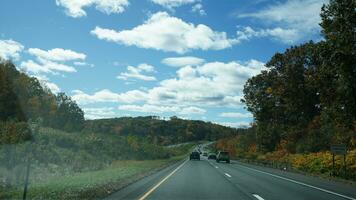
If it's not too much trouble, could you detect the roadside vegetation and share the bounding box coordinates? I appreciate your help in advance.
[216,0,355,181]
[1,158,185,199]
[215,137,356,181]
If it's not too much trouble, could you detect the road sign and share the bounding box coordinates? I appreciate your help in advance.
[330,144,347,177]
[330,144,347,155]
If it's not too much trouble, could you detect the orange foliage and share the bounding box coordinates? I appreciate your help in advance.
[248,143,257,153]
[216,137,237,157]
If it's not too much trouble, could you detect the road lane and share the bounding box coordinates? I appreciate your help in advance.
[106,156,356,200]
[139,160,189,200]
[143,159,252,200]
[210,159,356,200]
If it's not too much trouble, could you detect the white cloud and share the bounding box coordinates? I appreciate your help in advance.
[72,59,265,116]
[146,59,265,107]
[237,0,326,43]
[28,48,86,62]
[72,57,265,124]
[0,39,24,60]
[20,47,88,76]
[236,26,300,44]
[119,104,178,113]
[72,89,121,104]
[91,12,237,53]
[43,82,61,93]
[20,60,53,74]
[56,0,129,18]
[180,106,206,115]
[161,56,205,67]
[192,3,206,15]
[118,90,148,102]
[74,61,94,67]
[238,0,325,31]
[117,63,156,81]
[151,0,198,9]
[71,89,147,105]
[20,59,76,74]
[118,104,205,115]
[219,112,252,118]
[261,27,300,43]
[39,59,77,72]
[82,107,117,119]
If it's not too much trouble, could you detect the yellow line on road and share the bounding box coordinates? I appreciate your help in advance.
[138,159,188,200]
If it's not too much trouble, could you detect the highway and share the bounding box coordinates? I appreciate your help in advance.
[106,155,356,200]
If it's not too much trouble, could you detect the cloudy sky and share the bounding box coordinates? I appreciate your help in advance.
[0,0,326,127]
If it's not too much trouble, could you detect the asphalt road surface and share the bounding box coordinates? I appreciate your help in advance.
[106,156,356,200]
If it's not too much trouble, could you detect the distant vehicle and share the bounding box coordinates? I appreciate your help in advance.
[203,152,208,156]
[207,153,216,160]
[190,151,200,160]
[216,151,230,163]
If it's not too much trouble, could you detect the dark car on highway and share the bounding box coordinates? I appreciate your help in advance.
[208,153,216,160]
[190,151,200,160]
[216,151,230,163]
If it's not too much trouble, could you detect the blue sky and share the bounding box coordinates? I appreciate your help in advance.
[0,0,326,127]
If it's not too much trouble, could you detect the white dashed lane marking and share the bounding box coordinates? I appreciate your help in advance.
[253,194,265,200]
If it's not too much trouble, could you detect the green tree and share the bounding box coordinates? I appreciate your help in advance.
[0,61,25,121]
[54,93,84,132]
[243,43,322,152]
[318,0,355,145]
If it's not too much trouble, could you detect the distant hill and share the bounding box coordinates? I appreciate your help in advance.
[84,116,238,145]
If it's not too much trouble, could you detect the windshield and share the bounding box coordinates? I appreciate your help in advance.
[0,0,355,200]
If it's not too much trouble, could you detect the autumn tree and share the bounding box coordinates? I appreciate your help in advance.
[54,93,85,132]
[242,0,355,153]
[318,0,356,144]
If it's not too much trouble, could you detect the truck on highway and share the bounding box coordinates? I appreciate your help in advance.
[216,151,230,163]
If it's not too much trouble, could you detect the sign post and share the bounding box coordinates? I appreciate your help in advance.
[23,122,37,200]
[330,144,347,177]
[23,150,31,200]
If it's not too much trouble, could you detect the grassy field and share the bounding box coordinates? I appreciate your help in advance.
[0,124,197,200]
[0,156,186,200]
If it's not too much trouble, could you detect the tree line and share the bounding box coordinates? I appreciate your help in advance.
[84,116,238,145]
[0,60,85,144]
[242,0,355,153]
